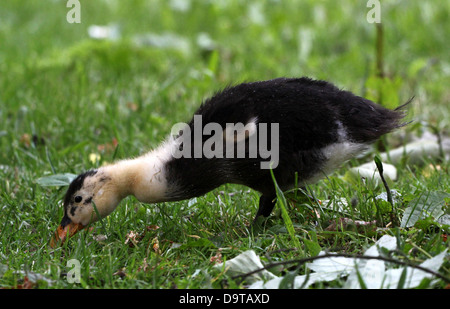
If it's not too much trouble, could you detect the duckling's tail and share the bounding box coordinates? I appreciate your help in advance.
[393,96,414,128]
[341,95,414,144]
[394,96,414,111]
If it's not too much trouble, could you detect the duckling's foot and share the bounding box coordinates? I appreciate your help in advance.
[253,194,277,223]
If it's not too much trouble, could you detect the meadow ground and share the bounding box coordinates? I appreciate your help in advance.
[0,1,448,289]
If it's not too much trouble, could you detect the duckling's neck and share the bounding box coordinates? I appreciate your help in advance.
[102,143,172,204]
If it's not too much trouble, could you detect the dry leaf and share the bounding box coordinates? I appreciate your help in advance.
[97,137,118,153]
[187,234,201,239]
[113,269,127,279]
[126,102,138,111]
[210,250,223,264]
[124,226,161,248]
[19,134,45,148]
[147,225,160,231]
[325,218,377,232]
[125,230,139,247]
[152,237,161,254]
[20,133,31,148]
[138,258,149,272]
[14,276,36,289]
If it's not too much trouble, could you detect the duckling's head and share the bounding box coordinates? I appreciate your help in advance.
[50,169,122,247]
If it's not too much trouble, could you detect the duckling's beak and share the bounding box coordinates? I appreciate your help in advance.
[49,220,85,248]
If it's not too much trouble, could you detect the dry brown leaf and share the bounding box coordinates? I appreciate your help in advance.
[15,276,35,289]
[20,133,31,148]
[152,237,161,254]
[113,269,127,279]
[97,137,119,153]
[126,102,138,112]
[124,225,161,248]
[125,230,139,247]
[210,250,223,264]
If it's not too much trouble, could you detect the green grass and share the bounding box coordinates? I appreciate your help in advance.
[0,0,449,289]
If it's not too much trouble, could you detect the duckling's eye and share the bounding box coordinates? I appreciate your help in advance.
[74,196,83,203]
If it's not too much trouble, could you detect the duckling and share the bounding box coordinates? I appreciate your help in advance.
[50,77,410,246]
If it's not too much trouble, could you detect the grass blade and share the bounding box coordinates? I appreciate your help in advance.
[269,169,303,255]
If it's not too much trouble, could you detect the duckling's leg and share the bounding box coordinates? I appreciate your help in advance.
[253,193,277,222]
